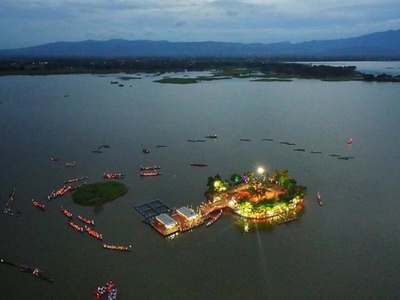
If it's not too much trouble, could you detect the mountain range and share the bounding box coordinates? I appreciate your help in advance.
[1,29,399,59]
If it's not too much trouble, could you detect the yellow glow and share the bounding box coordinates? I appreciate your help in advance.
[257,167,265,174]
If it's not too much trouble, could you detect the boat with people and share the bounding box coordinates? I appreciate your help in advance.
[240,138,251,141]
[347,138,353,145]
[190,163,208,167]
[61,206,73,219]
[205,135,217,139]
[49,157,59,162]
[3,188,21,217]
[85,226,103,240]
[316,193,323,206]
[1,258,54,283]
[140,171,162,177]
[140,165,161,171]
[142,148,150,154]
[103,173,125,179]
[64,176,88,184]
[67,219,84,232]
[102,244,132,252]
[156,144,168,148]
[65,161,76,167]
[48,185,73,200]
[32,199,45,210]
[94,281,117,300]
[77,215,95,226]
[206,209,223,227]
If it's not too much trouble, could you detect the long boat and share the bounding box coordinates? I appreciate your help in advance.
[85,226,103,240]
[32,199,45,210]
[64,176,87,184]
[103,173,125,179]
[102,244,132,252]
[190,163,208,167]
[67,220,84,232]
[1,258,54,282]
[316,193,323,206]
[77,215,95,226]
[139,165,161,171]
[206,209,223,227]
[61,206,73,219]
[140,171,161,177]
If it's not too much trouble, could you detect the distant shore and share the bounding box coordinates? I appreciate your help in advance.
[0,58,399,82]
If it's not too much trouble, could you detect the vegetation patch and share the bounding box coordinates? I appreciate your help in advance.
[72,181,128,206]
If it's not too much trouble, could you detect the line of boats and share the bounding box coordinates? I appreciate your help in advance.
[1,258,54,283]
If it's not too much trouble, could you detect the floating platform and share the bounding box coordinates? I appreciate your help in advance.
[134,200,172,219]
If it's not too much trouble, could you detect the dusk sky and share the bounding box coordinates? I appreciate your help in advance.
[1,0,399,49]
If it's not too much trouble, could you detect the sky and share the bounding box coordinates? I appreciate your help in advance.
[1,0,399,49]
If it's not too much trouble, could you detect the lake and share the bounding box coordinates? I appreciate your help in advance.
[0,70,399,299]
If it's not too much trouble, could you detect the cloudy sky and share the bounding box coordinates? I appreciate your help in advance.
[1,0,399,49]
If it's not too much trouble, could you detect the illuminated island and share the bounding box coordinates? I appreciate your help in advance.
[137,168,306,237]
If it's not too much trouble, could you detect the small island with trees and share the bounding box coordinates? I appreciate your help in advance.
[203,169,306,224]
[72,181,128,206]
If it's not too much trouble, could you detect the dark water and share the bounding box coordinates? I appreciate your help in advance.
[0,73,399,299]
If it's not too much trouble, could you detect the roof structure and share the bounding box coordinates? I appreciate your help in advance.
[176,206,198,220]
[156,213,178,229]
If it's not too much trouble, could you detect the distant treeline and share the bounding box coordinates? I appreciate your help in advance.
[0,57,399,82]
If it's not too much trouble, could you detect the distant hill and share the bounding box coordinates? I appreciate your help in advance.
[1,29,399,59]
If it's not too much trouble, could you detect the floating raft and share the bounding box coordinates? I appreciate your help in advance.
[134,200,172,219]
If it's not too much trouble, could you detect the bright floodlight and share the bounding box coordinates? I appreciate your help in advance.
[257,167,265,174]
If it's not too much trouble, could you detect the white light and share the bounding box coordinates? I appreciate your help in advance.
[257,167,265,174]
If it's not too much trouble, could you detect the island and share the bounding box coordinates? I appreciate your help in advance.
[72,181,128,206]
[136,169,306,237]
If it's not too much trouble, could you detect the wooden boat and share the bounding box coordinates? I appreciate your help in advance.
[206,209,223,227]
[49,185,72,200]
[1,258,54,282]
[85,226,103,240]
[32,199,45,210]
[205,135,217,139]
[97,144,111,149]
[293,148,306,151]
[140,165,161,171]
[77,215,95,226]
[156,145,168,148]
[49,157,58,161]
[103,173,125,179]
[92,150,102,153]
[65,161,76,167]
[94,281,117,300]
[190,163,208,167]
[316,193,323,206]
[3,188,21,216]
[67,220,84,232]
[140,171,162,177]
[142,148,150,154]
[61,206,73,219]
[102,244,132,252]
[347,138,353,145]
[240,138,251,141]
[262,138,274,141]
[64,176,87,184]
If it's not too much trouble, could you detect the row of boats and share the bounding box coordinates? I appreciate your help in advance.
[61,206,131,251]
[1,258,54,283]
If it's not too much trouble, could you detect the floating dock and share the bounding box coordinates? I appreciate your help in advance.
[134,200,172,219]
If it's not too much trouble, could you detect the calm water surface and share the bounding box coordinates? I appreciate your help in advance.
[0,71,399,299]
